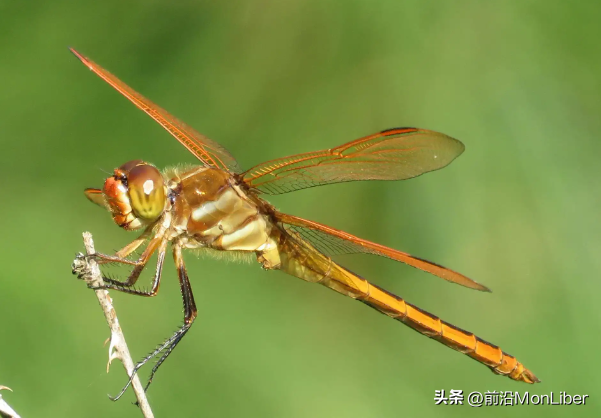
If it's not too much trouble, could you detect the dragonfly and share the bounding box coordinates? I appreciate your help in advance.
[70,48,539,399]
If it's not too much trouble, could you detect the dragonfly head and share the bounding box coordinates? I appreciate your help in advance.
[85,160,167,230]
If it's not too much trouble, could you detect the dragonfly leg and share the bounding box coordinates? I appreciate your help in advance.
[95,238,167,297]
[91,228,151,265]
[77,231,167,296]
[109,243,198,401]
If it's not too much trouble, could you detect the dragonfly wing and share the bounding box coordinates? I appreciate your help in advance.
[70,48,240,172]
[243,127,464,194]
[84,188,108,208]
[275,212,490,292]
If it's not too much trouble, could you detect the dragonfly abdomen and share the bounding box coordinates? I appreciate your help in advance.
[360,282,539,383]
[275,229,539,384]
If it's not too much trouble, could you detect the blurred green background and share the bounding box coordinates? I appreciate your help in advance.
[1,1,599,416]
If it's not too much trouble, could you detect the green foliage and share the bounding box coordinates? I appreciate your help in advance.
[0,1,599,416]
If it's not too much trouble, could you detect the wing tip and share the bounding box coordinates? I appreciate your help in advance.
[68,46,82,59]
[381,126,466,157]
[380,127,418,135]
[457,277,491,292]
[410,254,491,292]
[477,283,493,292]
[452,276,491,292]
[69,47,92,68]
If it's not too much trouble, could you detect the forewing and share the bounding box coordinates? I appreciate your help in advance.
[276,212,490,292]
[70,48,240,172]
[243,128,464,194]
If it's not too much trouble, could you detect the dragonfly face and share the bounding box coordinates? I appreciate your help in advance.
[71,48,539,400]
[85,160,167,230]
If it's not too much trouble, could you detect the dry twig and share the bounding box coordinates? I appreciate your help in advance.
[71,232,154,418]
[0,386,20,418]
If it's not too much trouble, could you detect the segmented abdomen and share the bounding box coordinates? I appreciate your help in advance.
[275,227,539,384]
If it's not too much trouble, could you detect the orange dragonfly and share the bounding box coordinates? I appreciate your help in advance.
[70,48,539,399]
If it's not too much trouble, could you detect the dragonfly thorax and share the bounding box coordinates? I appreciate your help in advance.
[169,167,279,261]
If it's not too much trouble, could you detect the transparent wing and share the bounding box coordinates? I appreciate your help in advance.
[84,187,108,208]
[276,212,490,292]
[243,127,464,194]
[70,48,240,172]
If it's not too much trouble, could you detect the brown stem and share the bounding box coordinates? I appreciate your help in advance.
[72,232,154,418]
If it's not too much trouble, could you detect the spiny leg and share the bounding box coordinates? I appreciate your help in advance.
[72,230,149,281]
[88,234,166,296]
[110,243,198,401]
[92,228,151,266]
[99,239,168,297]
[114,229,152,259]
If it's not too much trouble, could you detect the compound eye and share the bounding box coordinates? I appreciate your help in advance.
[127,164,166,221]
